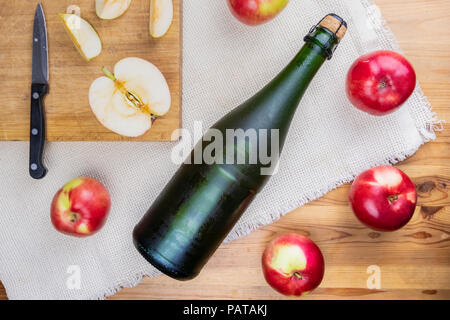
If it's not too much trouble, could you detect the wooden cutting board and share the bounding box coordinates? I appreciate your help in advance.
[0,0,181,141]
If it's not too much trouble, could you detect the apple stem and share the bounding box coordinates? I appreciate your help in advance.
[388,194,399,204]
[293,272,303,280]
[101,67,116,82]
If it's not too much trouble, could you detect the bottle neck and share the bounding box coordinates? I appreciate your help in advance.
[304,25,341,60]
[242,27,339,142]
[214,27,341,151]
[276,26,340,114]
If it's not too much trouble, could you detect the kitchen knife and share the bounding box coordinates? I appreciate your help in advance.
[30,3,48,179]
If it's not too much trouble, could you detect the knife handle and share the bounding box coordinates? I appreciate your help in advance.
[29,83,48,179]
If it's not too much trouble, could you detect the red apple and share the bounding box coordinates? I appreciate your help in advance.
[349,166,417,231]
[51,177,111,237]
[262,234,324,296]
[346,50,416,116]
[227,0,289,26]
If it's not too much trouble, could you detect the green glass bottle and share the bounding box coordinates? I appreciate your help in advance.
[133,14,347,280]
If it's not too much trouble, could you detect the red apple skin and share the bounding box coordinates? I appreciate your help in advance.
[346,50,416,116]
[227,0,289,26]
[349,166,417,231]
[51,177,111,237]
[262,234,324,296]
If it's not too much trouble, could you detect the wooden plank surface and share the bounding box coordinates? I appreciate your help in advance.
[0,0,449,300]
[0,0,181,141]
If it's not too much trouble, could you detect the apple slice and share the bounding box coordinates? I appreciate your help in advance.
[96,0,132,20]
[59,13,102,61]
[150,0,173,38]
[89,57,171,137]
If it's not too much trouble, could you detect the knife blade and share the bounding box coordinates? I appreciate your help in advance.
[30,3,48,179]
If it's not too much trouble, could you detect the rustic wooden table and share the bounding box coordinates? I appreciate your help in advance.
[1,0,448,300]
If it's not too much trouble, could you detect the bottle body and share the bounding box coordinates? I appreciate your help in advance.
[134,162,256,279]
[133,16,345,280]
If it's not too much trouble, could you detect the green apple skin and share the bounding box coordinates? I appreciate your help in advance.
[262,234,324,296]
[227,0,289,26]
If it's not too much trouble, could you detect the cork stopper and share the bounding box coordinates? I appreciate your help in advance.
[319,13,347,41]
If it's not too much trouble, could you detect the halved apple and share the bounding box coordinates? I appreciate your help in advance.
[89,57,171,137]
[59,13,102,61]
[150,0,173,38]
[96,0,132,20]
